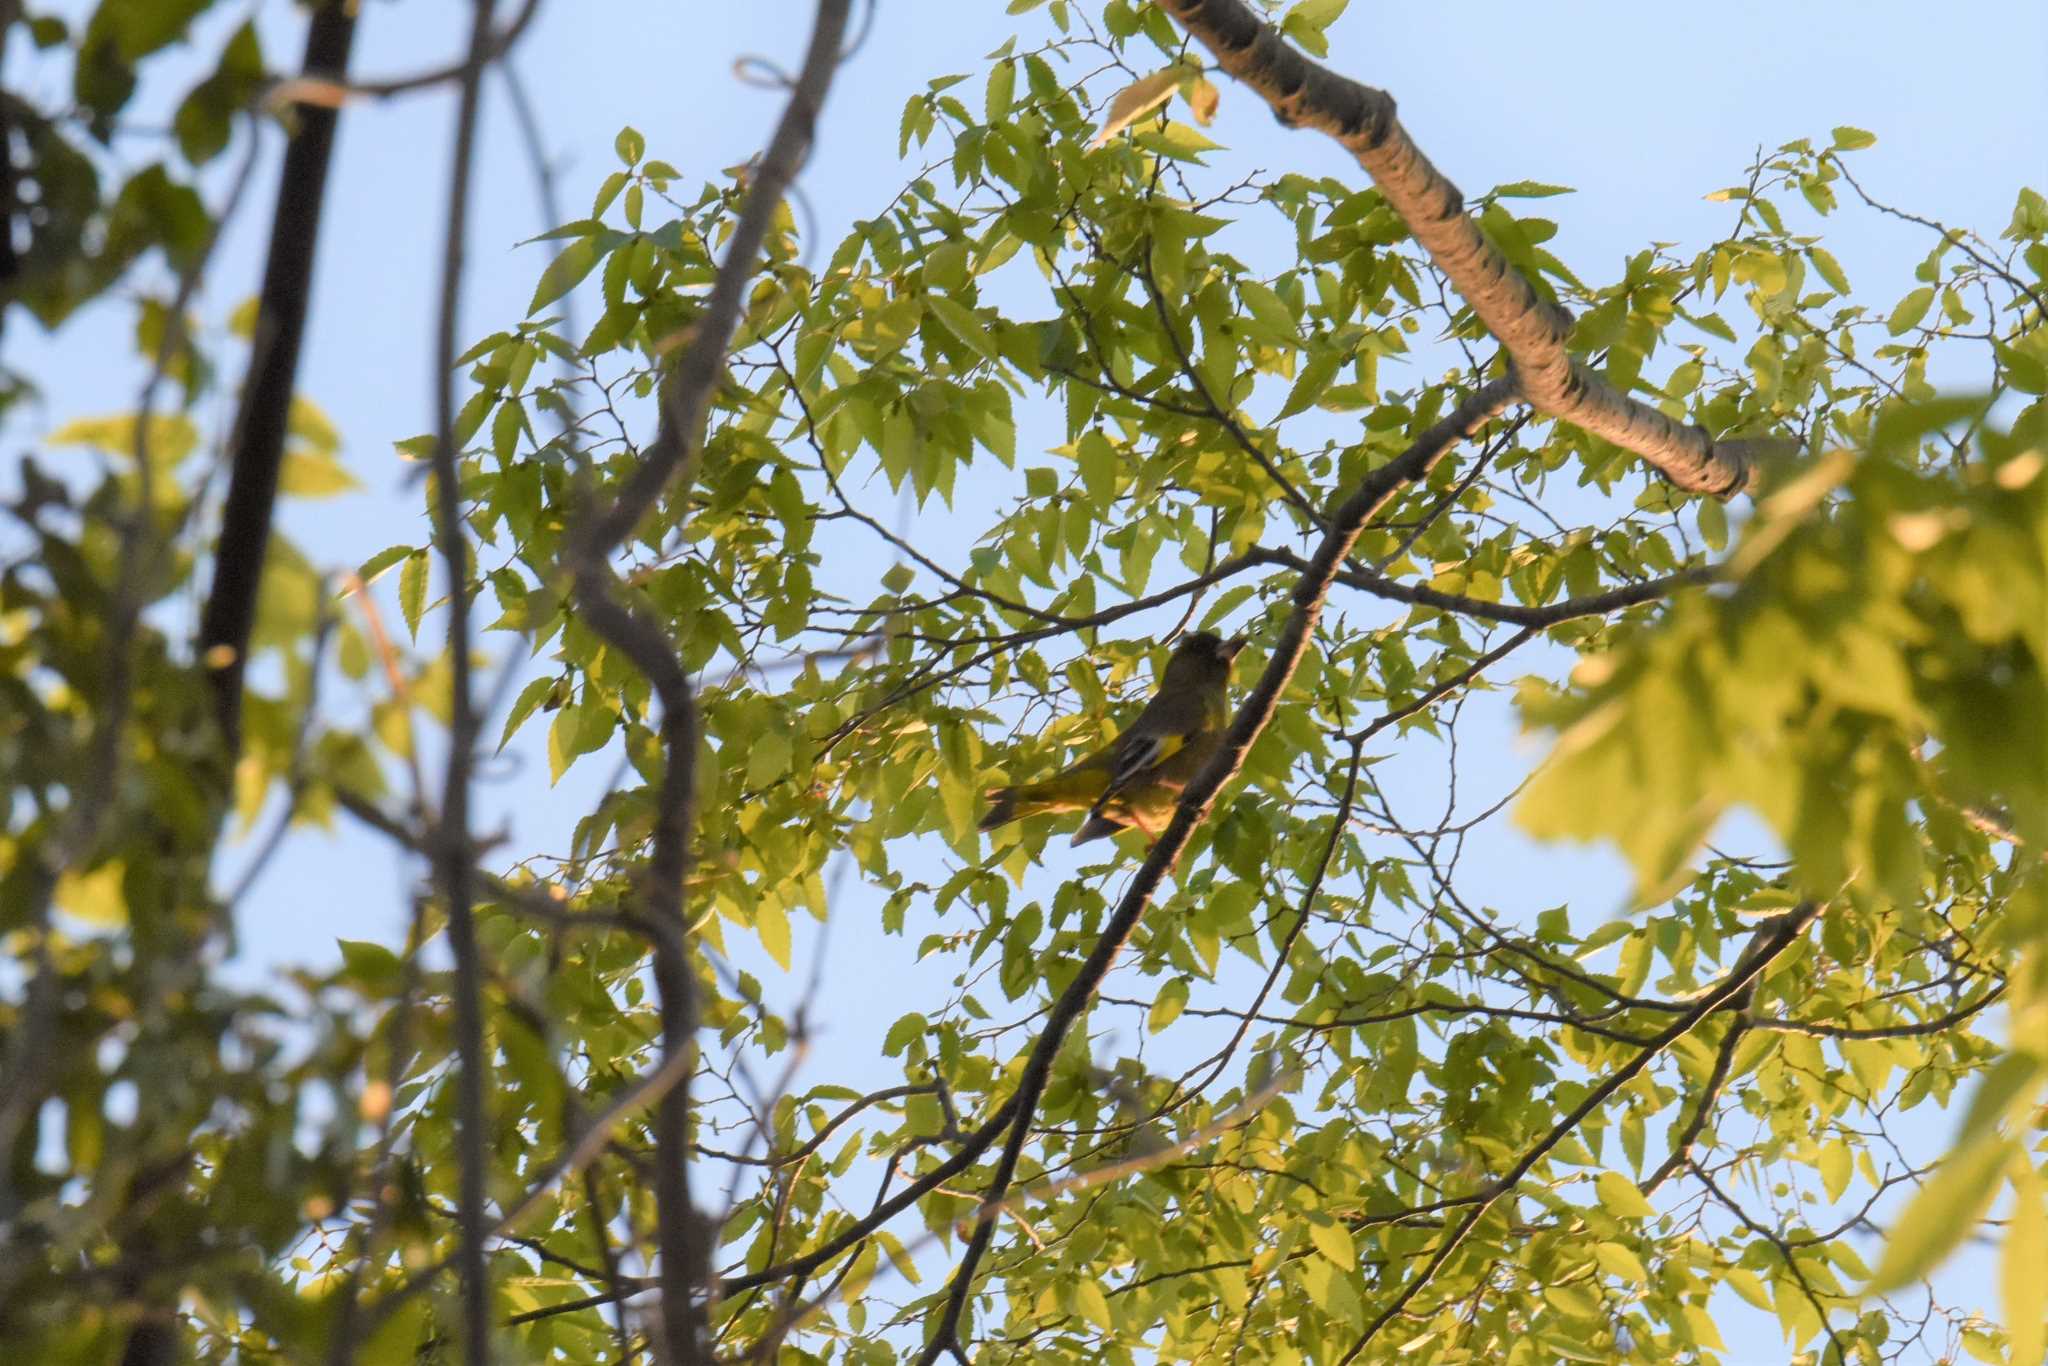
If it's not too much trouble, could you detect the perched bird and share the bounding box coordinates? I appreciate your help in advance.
[979,631,1247,846]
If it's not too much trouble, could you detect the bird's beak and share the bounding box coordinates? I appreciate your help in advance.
[1225,635,1249,658]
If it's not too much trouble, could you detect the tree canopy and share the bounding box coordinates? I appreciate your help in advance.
[1,1,2044,1363]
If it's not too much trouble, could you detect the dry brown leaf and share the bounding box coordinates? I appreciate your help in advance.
[1088,67,1184,149]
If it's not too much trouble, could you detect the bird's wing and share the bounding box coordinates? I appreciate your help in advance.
[1104,727,1186,798]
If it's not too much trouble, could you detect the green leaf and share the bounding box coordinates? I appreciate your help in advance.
[755,898,792,970]
[985,59,1015,124]
[399,549,429,640]
[1236,280,1296,339]
[1070,1278,1114,1330]
[1592,1241,1647,1285]
[1595,1171,1656,1221]
[1830,125,1877,151]
[529,235,606,315]
[498,676,554,753]
[1697,494,1728,551]
[2005,1163,2048,1366]
[279,448,361,498]
[1276,350,1341,419]
[1806,246,1850,294]
[1886,286,1935,336]
[337,939,403,995]
[882,1013,924,1057]
[354,545,414,588]
[1147,977,1189,1034]
[491,397,527,466]
[1077,430,1117,503]
[1819,1140,1852,1202]
[1307,1217,1356,1270]
[924,293,996,361]
[614,126,644,166]
[453,390,495,449]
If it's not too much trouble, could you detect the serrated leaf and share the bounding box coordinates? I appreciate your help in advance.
[1697,494,1728,551]
[1806,246,1850,294]
[1077,430,1117,503]
[882,1013,925,1056]
[755,898,791,970]
[498,676,554,753]
[1831,125,1877,151]
[354,545,414,588]
[528,235,606,315]
[1276,350,1341,419]
[453,390,494,449]
[877,1230,921,1286]
[491,398,527,466]
[399,549,429,640]
[985,59,1014,124]
[924,293,996,361]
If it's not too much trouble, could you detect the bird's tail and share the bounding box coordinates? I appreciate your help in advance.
[1070,811,1127,846]
[978,788,1020,832]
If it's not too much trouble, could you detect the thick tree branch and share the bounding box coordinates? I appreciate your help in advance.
[1639,1012,1750,1197]
[198,0,358,754]
[1159,0,1797,495]
[559,4,851,1360]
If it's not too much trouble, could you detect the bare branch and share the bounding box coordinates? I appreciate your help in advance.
[198,0,360,753]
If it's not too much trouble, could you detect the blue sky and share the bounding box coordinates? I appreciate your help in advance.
[5,0,2042,1356]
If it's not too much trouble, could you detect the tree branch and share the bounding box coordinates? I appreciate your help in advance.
[560,4,852,1359]
[425,1,498,1360]
[197,0,359,754]
[1159,0,1797,495]
[268,0,545,106]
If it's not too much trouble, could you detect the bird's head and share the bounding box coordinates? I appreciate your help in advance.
[1164,630,1248,686]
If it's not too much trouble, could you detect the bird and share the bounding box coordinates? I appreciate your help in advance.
[979,631,1247,846]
